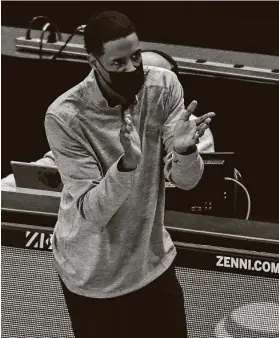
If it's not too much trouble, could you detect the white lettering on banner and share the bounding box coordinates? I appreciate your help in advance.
[240,259,248,269]
[25,231,53,250]
[25,231,40,248]
[255,260,262,271]
[272,262,279,274]
[216,256,224,267]
[223,256,231,268]
[231,257,238,268]
[216,255,279,275]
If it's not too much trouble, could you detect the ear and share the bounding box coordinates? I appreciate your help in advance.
[88,53,97,69]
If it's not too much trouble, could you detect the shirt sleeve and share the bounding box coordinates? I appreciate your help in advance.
[162,73,204,190]
[45,114,137,229]
[34,151,57,167]
[1,173,16,189]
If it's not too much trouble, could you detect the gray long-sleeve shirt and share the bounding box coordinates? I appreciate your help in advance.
[44,65,204,298]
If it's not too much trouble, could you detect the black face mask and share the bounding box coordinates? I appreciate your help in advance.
[96,57,145,101]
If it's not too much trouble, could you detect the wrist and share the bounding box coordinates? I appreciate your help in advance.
[119,156,137,171]
[174,145,197,155]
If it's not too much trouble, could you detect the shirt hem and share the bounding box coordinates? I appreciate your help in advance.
[56,250,177,299]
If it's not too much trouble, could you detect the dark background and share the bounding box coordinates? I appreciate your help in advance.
[2,1,279,56]
[1,2,279,224]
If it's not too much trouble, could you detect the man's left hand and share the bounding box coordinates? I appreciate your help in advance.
[173,100,215,154]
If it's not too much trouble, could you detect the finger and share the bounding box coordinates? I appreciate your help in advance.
[125,117,132,125]
[196,122,206,131]
[124,132,130,139]
[120,128,130,143]
[187,126,198,140]
[120,124,126,133]
[180,100,198,121]
[124,114,132,124]
[198,123,208,137]
[204,117,212,126]
[125,124,132,133]
[120,125,130,141]
[195,112,215,126]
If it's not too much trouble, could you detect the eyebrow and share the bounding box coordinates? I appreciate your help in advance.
[111,49,142,62]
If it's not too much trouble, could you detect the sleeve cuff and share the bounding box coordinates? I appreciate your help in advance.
[110,156,138,186]
[173,147,200,166]
[117,156,138,172]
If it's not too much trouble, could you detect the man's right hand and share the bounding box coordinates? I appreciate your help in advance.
[119,114,142,170]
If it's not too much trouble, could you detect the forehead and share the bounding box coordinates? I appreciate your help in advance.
[102,33,140,59]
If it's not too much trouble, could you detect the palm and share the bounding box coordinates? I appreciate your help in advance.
[173,119,197,153]
[129,127,141,158]
[120,114,142,165]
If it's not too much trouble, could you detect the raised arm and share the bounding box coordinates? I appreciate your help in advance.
[162,74,215,190]
[45,114,138,230]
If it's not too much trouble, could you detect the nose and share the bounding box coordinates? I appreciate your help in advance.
[125,59,137,72]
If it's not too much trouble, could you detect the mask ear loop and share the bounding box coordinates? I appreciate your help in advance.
[93,54,112,87]
[94,54,108,73]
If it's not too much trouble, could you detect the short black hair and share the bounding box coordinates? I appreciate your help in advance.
[141,49,179,76]
[84,10,137,56]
